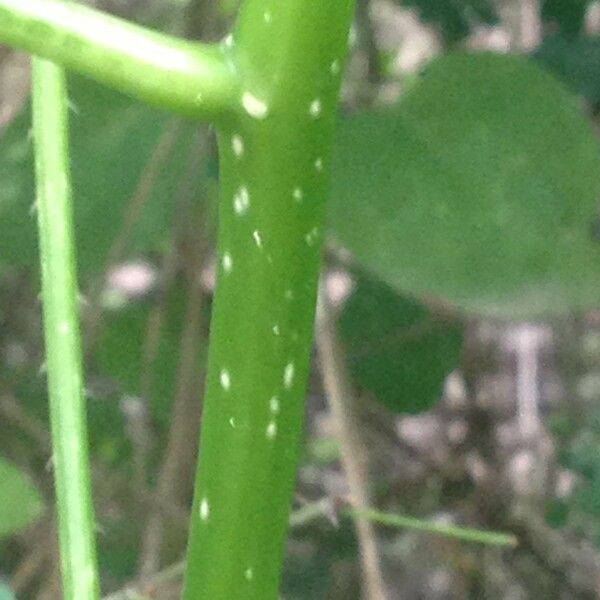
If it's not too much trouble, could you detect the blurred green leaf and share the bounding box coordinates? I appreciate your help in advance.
[0,457,44,537]
[536,35,600,104]
[542,0,592,37]
[94,284,205,426]
[339,275,463,414]
[330,52,600,319]
[0,75,201,275]
[401,0,497,44]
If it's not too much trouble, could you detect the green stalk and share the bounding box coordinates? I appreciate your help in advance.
[0,0,238,119]
[349,509,518,547]
[183,2,356,598]
[32,59,99,599]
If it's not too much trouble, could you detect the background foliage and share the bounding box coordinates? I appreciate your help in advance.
[3,0,600,598]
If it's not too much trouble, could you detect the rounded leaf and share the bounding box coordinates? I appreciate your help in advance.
[339,276,464,414]
[330,52,600,318]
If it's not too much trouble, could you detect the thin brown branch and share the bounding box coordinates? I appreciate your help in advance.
[315,285,388,600]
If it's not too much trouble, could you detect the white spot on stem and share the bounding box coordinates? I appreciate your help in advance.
[242,92,269,119]
[199,498,210,521]
[330,59,341,75]
[244,567,254,581]
[270,396,280,414]
[292,187,303,202]
[305,226,320,247]
[284,363,295,388]
[220,369,231,391]
[232,134,244,157]
[229,417,236,429]
[263,10,272,23]
[252,230,263,248]
[222,252,233,273]
[309,99,322,118]
[314,157,323,172]
[272,324,280,336]
[266,421,277,439]
[234,186,250,215]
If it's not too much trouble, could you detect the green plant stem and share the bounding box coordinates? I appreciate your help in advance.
[0,0,238,119]
[32,59,99,599]
[183,2,356,599]
[351,508,518,547]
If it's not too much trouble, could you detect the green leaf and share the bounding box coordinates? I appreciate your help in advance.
[0,75,201,275]
[339,275,464,414]
[542,0,592,37]
[330,52,600,319]
[0,457,44,537]
[400,0,497,44]
[535,35,600,104]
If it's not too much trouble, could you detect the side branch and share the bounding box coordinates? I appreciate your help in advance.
[0,0,239,119]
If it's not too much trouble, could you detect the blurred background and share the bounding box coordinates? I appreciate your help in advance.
[3,0,600,598]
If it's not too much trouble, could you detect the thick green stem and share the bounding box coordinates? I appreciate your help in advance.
[183,2,356,599]
[32,59,99,599]
[0,0,239,119]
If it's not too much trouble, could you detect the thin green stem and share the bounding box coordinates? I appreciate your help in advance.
[32,59,100,599]
[183,1,356,599]
[350,508,518,547]
[0,0,239,119]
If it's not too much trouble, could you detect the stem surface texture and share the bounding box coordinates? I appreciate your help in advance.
[183,1,356,598]
[32,58,100,600]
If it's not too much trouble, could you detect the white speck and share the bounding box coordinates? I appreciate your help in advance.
[244,567,254,581]
[233,186,250,215]
[223,34,234,47]
[242,92,269,119]
[263,10,272,23]
[305,226,319,247]
[330,59,340,75]
[222,252,233,273]
[284,289,294,301]
[309,99,322,118]
[232,135,244,157]
[229,417,236,428]
[270,396,280,414]
[284,363,295,388]
[59,321,70,335]
[266,421,277,439]
[272,324,280,335]
[220,369,231,390]
[292,187,303,202]
[314,158,323,172]
[199,498,210,521]
[252,230,263,248]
